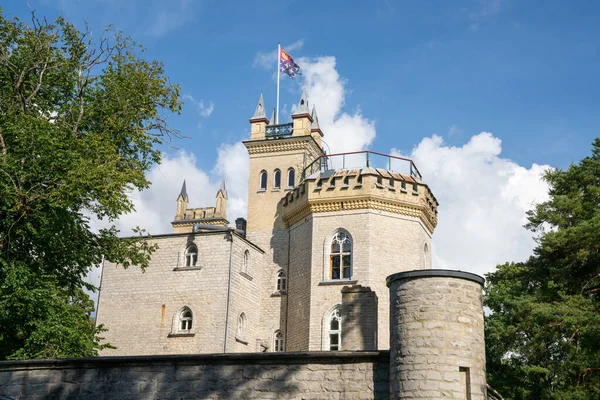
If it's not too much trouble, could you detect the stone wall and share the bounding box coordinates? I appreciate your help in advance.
[0,352,389,400]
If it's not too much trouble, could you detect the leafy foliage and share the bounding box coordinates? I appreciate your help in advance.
[0,10,181,359]
[485,139,600,399]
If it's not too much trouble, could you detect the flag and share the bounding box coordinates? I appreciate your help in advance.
[280,47,301,79]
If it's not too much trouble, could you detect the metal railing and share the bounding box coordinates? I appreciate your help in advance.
[265,123,293,138]
[301,150,422,181]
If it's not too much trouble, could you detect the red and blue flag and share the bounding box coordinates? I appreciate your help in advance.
[280,47,301,79]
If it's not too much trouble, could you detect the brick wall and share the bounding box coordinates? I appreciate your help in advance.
[0,352,389,400]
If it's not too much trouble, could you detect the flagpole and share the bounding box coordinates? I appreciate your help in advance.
[276,43,281,124]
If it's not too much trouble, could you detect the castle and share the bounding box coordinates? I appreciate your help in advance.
[90,91,489,398]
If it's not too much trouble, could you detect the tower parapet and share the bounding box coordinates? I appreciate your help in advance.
[281,151,438,233]
[172,180,229,233]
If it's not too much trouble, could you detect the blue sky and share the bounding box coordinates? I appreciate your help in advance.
[3,0,600,279]
[5,0,599,169]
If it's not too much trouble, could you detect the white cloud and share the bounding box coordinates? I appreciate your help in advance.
[183,95,214,118]
[146,0,196,37]
[393,132,550,278]
[299,56,376,152]
[254,40,305,69]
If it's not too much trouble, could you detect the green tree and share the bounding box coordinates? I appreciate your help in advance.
[0,10,181,359]
[485,139,600,399]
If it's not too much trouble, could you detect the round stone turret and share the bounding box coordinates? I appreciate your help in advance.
[387,269,487,399]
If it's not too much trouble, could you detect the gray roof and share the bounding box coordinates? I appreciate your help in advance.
[178,180,188,201]
[310,105,320,130]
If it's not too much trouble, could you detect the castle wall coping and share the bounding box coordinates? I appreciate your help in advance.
[0,351,389,372]
[386,268,485,287]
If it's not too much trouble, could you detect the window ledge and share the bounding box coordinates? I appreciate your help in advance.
[340,184,349,189]
[388,186,396,191]
[319,279,357,286]
[354,184,363,188]
[412,190,419,195]
[271,290,287,297]
[285,187,294,191]
[240,271,253,281]
[257,189,266,193]
[168,332,195,338]
[400,188,408,193]
[173,266,202,271]
[271,188,281,192]
[235,336,248,345]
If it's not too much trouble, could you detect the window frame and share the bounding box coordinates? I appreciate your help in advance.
[329,231,352,280]
[322,306,342,351]
[180,308,193,331]
[259,170,268,191]
[273,169,281,189]
[276,270,287,292]
[237,312,246,338]
[287,168,295,188]
[185,244,198,268]
[242,250,250,273]
[274,330,284,352]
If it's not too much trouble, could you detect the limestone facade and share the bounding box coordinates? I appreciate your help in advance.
[95,93,487,397]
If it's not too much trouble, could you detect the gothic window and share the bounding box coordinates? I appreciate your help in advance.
[328,308,341,350]
[237,313,246,338]
[259,170,267,190]
[287,168,295,188]
[185,244,198,267]
[276,270,287,292]
[274,169,281,189]
[330,231,352,280]
[179,308,193,331]
[274,330,284,352]
[242,250,250,273]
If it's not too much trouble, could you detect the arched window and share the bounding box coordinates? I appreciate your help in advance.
[287,168,295,188]
[242,250,250,273]
[179,308,193,331]
[328,308,341,350]
[330,231,352,280]
[273,169,281,189]
[185,244,198,267]
[424,243,429,269]
[276,270,287,292]
[274,330,284,352]
[237,313,246,338]
[259,170,267,190]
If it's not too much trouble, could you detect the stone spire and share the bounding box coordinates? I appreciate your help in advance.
[177,180,188,202]
[217,178,228,199]
[292,88,310,117]
[269,108,275,125]
[250,93,267,121]
[215,178,228,219]
[310,105,320,131]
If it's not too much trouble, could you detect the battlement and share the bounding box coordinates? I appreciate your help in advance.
[281,151,438,232]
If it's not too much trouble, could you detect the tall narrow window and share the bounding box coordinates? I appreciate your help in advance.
[274,169,281,189]
[424,243,429,269]
[179,308,193,331]
[274,331,284,352]
[242,250,250,273]
[185,244,198,267]
[237,313,246,338]
[287,168,295,188]
[259,170,267,190]
[330,231,352,280]
[329,308,341,350]
[277,270,287,292]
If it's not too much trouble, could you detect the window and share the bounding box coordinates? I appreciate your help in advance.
[237,313,246,338]
[185,244,198,267]
[277,270,287,292]
[287,168,295,188]
[242,250,250,273]
[328,308,341,350]
[424,243,429,268]
[259,170,267,190]
[274,331,285,352]
[273,169,281,189]
[179,308,193,331]
[330,231,352,280]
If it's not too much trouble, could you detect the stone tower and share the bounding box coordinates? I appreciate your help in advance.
[243,92,324,346]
